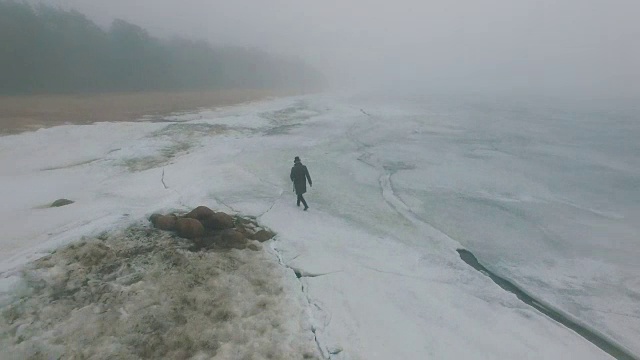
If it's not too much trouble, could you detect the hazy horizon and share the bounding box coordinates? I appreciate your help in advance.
[26,0,640,100]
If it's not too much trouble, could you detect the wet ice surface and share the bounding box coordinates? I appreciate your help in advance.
[0,93,638,359]
[368,95,640,355]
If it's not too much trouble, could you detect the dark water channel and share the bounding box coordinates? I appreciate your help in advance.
[457,249,637,360]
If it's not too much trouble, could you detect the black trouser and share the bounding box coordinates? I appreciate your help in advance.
[296,193,308,208]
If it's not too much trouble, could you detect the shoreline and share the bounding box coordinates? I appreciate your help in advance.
[0,89,296,135]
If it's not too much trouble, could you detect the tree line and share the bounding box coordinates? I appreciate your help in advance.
[0,1,323,94]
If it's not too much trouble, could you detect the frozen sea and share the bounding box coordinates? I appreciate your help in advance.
[0,92,638,359]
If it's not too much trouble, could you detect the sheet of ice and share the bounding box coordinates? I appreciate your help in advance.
[351,95,640,355]
[0,93,636,359]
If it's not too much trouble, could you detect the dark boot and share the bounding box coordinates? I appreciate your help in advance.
[298,194,308,210]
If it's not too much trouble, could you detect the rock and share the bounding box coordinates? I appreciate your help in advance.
[235,224,255,236]
[196,235,220,250]
[150,214,177,231]
[235,217,255,226]
[220,229,247,249]
[247,243,261,251]
[250,230,275,242]
[175,218,205,239]
[185,206,215,220]
[221,229,244,242]
[188,237,210,252]
[201,212,234,230]
[51,199,74,207]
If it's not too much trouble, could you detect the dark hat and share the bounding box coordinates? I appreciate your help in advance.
[294,156,301,163]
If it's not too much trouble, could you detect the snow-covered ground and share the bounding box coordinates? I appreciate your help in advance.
[0,93,638,359]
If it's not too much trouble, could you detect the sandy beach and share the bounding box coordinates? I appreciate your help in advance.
[0,89,289,135]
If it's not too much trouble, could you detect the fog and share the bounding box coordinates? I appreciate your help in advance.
[36,0,640,99]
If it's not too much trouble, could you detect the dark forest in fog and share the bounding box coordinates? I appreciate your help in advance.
[0,1,323,95]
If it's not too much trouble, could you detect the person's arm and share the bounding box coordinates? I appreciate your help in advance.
[305,167,312,186]
[290,167,295,182]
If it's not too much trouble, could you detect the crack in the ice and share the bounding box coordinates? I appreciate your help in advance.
[288,253,302,262]
[257,191,284,219]
[270,241,332,359]
[356,153,376,168]
[41,158,101,171]
[161,168,168,189]
[291,267,342,279]
[0,269,20,279]
[378,171,458,251]
[360,265,449,285]
[235,166,286,219]
[157,168,189,210]
[213,196,238,214]
[310,325,326,360]
[380,172,424,227]
[348,109,414,215]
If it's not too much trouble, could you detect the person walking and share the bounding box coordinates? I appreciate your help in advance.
[290,156,312,210]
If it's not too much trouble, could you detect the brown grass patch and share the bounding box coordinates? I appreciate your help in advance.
[0,226,319,359]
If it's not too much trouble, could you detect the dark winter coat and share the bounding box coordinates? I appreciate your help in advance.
[290,162,312,195]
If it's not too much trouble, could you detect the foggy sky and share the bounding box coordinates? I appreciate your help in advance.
[36,0,640,99]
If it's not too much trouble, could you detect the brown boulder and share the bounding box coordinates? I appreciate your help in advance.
[235,217,256,226]
[150,214,177,231]
[247,243,261,251]
[185,206,215,220]
[175,218,205,239]
[235,224,253,236]
[250,230,275,242]
[188,236,217,252]
[220,229,247,249]
[201,212,235,230]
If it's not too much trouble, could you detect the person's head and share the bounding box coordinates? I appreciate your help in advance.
[294,156,301,163]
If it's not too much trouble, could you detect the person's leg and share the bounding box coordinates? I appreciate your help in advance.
[299,194,309,210]
[297,194,301,207]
